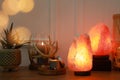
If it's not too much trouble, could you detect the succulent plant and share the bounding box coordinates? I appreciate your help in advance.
[0,22,29,49]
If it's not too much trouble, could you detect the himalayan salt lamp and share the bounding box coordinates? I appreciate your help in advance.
[0,11,9,32]
[2,0,20,16]
[68,34,92,76]
[19,0,34,13]
[89,23,112,55]
[89,23,112,71]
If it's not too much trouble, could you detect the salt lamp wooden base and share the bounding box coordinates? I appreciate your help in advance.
[92,55,111,71]
[74,71,91,76]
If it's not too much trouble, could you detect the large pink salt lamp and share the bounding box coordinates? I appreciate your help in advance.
[67,34,92,76]
[89,23,112,55]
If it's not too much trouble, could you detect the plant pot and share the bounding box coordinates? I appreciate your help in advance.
[0,49,21,71]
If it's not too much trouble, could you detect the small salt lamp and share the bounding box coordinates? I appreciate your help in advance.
[89,23,112,71]
[68,34,92,76]
[0,11,9,32]
[2,0,20,16]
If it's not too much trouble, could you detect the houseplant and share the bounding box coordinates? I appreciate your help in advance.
[0,23,29,71]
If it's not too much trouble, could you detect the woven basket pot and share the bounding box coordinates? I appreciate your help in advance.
[0,49,21,71]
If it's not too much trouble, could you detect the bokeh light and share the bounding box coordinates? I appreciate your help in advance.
[2,0,34,15]
[19,0,34,13]
[0,11,9,32]
[10,26,31,45]
[2,0,20,16]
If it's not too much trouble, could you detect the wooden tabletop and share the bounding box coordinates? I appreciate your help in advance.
[0,67,120,80]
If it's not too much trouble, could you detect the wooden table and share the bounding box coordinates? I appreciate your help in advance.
[0,67,120,80]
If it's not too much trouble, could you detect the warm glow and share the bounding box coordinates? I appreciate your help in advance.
[0,11,9,32]
[9,26,31,45]
[2,0,34,15]
[68,34,92,71]
[19,0,34,13]
[89,23,112,55]
[41,41,44,46]
[2,0,20,15]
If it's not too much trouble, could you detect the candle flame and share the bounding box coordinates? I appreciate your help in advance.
[41,41,44,46]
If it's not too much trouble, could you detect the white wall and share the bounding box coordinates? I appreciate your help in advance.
[55,0,120,65]
[0,0,120,66]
